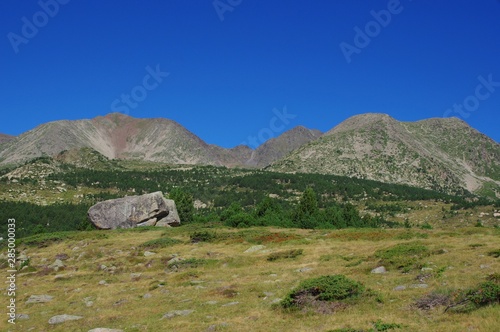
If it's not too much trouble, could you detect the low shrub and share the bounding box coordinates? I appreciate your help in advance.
[281,274,365,310]
[267,249,303,261]
[328,320,402,332]
[375,242,430,272]
[167,258,217,270]
[190,231,218,243]
[487,249,500,258]
[17,231,108,247]
[446,279,500,313]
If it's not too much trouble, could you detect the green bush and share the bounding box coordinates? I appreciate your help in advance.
[447,280,500,312]
[487,249,500,258]
[375,242,430,272]
[328,320,402,332]
[281,275,365,309]
[167,258,217,270]
[190,231,218,243]
[167,188,194,223]
[267,249,303,261]
[17,231,107,247]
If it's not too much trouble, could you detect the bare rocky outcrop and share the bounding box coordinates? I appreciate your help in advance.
[87,191,180,229]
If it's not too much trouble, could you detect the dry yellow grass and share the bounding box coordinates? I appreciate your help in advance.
[4,225,499,332]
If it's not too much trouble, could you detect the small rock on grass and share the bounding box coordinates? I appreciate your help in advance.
[371,266,387,274]
[410,284,428,289]
[244,245,265,253]
[48,314,83,325]
[162,310,194,319]
[88,329,124,332]
[221,301,239,307]
[26,295,53,303]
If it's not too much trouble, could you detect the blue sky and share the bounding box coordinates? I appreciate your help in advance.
[1,0,499,148]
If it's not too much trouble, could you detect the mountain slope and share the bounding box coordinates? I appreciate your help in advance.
[270,113,500,196]
[244,126,322,168]
[0,113,319,168]
[0,133,15,145]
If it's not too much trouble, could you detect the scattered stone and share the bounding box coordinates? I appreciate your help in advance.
[205,301,218,305]
[26,295,53,303]
[222,301,239,307]
[393,285,407,291]
[371,266,387,274]
[263,292,275,297]
[83,297,94,307]
[269,274,278,277]
[49,259,65,271]
[296,267,313,273]
[16,313,30,320]
[87,191,181,229]
[48,314,83,325]
[113,299,127,306]
[54,273,72,281]
[421,267,433,272]
[130,273,142,281]
[72,246,80,251]
[410,284,428,289]
[161,310,194,319]
[88,329,124,332]
[98,280,108,285]
[271,298,282,304]
[144,251,156,257]
[143,293,152,299]
[244,245,265,253]
[17,253,28,261]
[55,253,69,260]
[205,323,229,331]
[480,264,490,269]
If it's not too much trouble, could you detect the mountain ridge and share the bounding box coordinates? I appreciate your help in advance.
[1,112,499,197]
[270,113,500,196]
[0,113,320,169]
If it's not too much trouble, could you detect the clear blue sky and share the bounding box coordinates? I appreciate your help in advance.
[1,0,499,148]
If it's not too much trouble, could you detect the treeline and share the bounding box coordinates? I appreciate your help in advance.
[46,166,487,210]
[210,188,396,229]
[0,201,94,239]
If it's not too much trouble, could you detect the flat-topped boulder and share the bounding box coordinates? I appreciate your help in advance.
[87,191,180,229]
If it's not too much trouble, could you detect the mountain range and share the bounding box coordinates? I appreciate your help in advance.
[1,112,499,197]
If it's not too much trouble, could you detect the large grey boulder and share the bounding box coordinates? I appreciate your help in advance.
[88,191,180,229]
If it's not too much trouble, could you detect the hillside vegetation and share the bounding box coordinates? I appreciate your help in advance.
[0,153,499,331]
[3,225,499,331]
